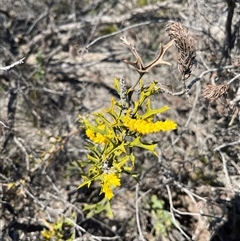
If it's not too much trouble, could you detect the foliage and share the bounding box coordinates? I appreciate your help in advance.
[41,216,74,241]
[83,198,114,218]
[78,78,177,211]
[148,195,174,236]
[34,51,45,82]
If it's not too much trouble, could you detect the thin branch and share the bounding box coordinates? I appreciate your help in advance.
[86,21,153,49]
[166,82,201,150]
[157,64,238,97]
[0,57,25,71]
[219,151,233,191]
[135,183,147,241]
[13,136,30,172]
[213,139,240,151]
[166,185,192,240]
[0,121,9,128]
[227,72,240,85]
[187,65,237,90]
[173,181,207,202]
[26,9,49,34]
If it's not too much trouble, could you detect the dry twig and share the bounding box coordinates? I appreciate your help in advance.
[166,185,192,240]
[0,57,25,71]
[121,36,173,90]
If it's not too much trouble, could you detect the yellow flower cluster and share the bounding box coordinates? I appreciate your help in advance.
[86,129,106,143]
[41,217,73,241]
[85,124,113,144]
[122,116,177,134]
[101,172,121,200]
[41,229,53,240]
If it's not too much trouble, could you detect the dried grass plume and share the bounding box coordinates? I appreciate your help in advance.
[166,22,196,80]
[203,84,229,101]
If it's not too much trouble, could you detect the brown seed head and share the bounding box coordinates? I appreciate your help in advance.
[166,22,196,79]
[203,84,229,101]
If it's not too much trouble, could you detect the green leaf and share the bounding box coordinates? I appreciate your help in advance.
[114,78,120,94]
[151,195,164,209]
[87,153,100,163]
[141,99,170,119]
[104,98,120,121]
[78,177,92,189]
[83,198,113,218]
[104,141,126,158]
[113,155,132,172]
[129,136,158,156]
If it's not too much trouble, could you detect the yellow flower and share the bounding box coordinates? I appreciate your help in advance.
[101,173,121,200]
[86,129,95,140]
[41,229,53,240]
[94,133,107,143]
[85,123,115,144]
[122,115,177,134]
[86,128,101,143]
[155,119,177,132]
[85,128,107,144]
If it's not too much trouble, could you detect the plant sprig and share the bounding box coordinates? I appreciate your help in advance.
[78,78,177,201]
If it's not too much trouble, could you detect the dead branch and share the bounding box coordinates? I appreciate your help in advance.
[0,57,25,71]
[121,35,173,90]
